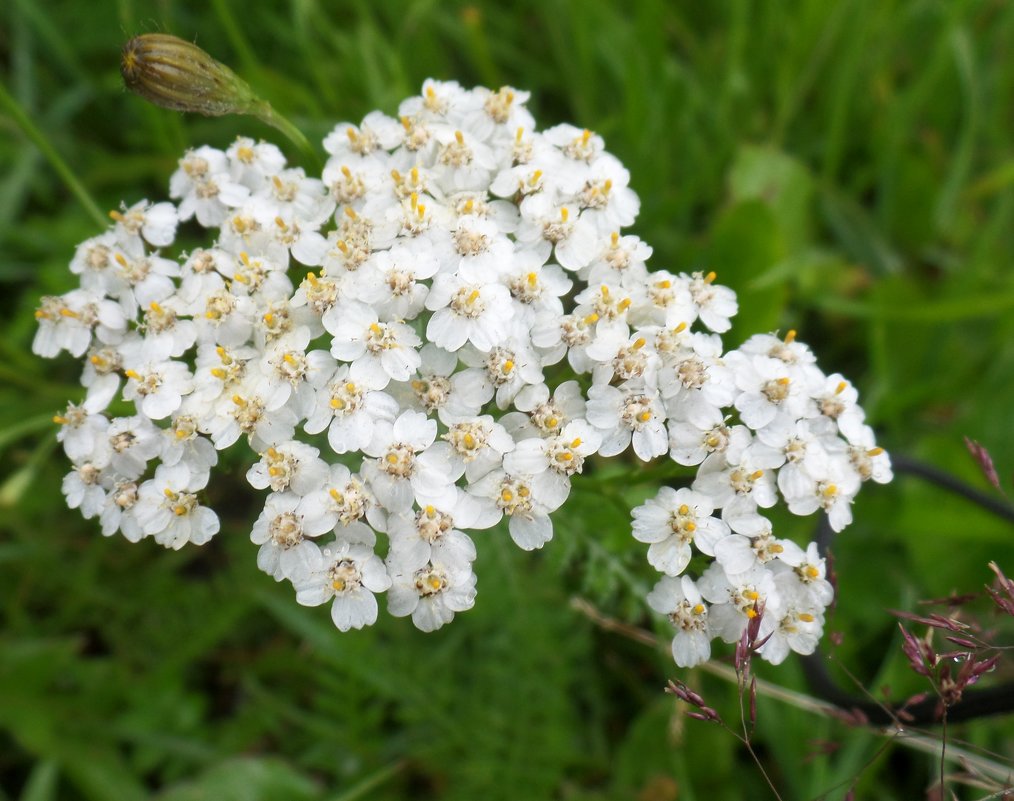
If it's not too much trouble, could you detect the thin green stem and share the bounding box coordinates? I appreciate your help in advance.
[0,431,57,507]
[0,414,56,453]
[326,760,407,801]
[0,81,106,229]
[938,707,948,800]
[253,101,320,169]
[0,364,80,398]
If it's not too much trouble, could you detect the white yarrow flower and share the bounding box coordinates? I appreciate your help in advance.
[37,78,887,668]
[294,529,392,631]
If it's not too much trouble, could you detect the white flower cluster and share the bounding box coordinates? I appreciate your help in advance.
[35,79,890,664]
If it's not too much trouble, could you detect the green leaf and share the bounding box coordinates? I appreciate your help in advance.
[819,186,903,275]
[812,290,1014,322]
[705,199,788,344]
[61,752,148,801]
[728,144,815,251]
[18,761,59,801]
[154,757,320,801]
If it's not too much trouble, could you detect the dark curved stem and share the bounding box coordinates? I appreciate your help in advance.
[802,453,1014,726]
[798,654,1014,725]
[891,453,1014,525]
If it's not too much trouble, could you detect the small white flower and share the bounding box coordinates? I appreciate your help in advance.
[137,299,197,362]
[135,463,219,550]
[516,193,598,272]
[425,274,514,353]
[543,124,605,164]
[294,530,392,631]
[161,413,218,485]
[584,231,651,286]
[70,231,123,295]
[251,492,325,581]
[489,160,553,201]
[739,330,823,384]
[217,252,293,303]
[697,563,782,644]
[631,487,730,576]
[323,112,404,162]
[573,281,637,330]
[192,342,257,405]
[246,441,329,496]
[249,167,334,228]
[658,333,736,428]
[356,241,438,320]
[811,373,866,441]
[399,79,472,123]
[99,479,145,542]
[62,462,109,519]
[54,403,110,464]
[430,416,516,483]
[121,359,193,420]
[391,344,493,424]
[502,380,586,440]
[387,493,480,569]
[207,380,297,452]
[728,353,814,432]
[713,524,799,576]
[258,332,334,418]
[109,199,179,248]
[447,213,514,282]
[687,271,738,333]
[530,308,599,373]
[503,257,572,327]
[586,382,668,460]
[759,599,824,665]
[431,127,498,193]
[298,464,380,534]
[467,469,570,551]
[646,575,712,668]
[190,278,256,348]
[458,340,544,410]
[106,415,162,480]
[569,152,639,233]
[692,442,781,535]
[80,345,125,413]
[841,424,893,485]
[667,415,738,467]
[325,301,421,389]
[109,251,180,315]
[321,158,389,210]
[33,290,125,358]
[170,146,250,226]
[585,328,657,387]
[776,543,835,608]
[465,85,535,143]
[361,410,455,513]
[227,136,287,189]
[503,420,601,488]
[779,452,861,532]
[387,555,476,632]
[304,367,399,455]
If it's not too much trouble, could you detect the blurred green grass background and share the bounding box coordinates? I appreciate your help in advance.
[2,0,1013,799]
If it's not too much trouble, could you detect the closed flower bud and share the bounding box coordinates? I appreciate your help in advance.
[121,34,262,117]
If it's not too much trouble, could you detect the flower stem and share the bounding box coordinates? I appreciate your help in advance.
[251,100,320,170]
[120,34,321,171]
[0,81,106,229]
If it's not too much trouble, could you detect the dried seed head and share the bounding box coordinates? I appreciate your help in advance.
[121,34,262,117]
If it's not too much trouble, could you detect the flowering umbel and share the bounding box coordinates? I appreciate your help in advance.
[35,79,891,668]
